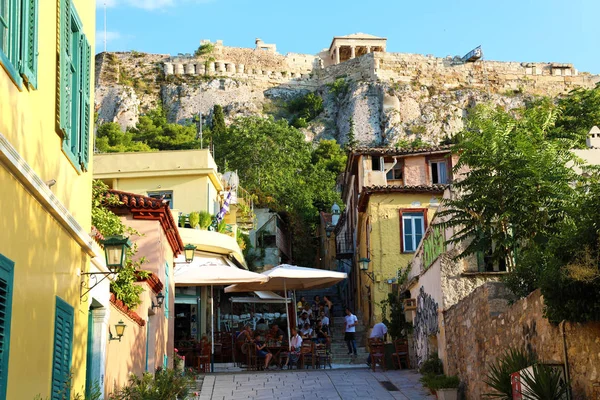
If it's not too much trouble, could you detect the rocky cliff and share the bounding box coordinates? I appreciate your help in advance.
[94,49,600,146]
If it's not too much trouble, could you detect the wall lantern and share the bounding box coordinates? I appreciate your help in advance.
[102,235,132,271]
[184,244,197,263]
[109,320,127,342]
[80,235,132,301]
[359,257,374,282]
[152,292,165,310]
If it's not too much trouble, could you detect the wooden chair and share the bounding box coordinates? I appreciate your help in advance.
[245,343,265,371]
[392,339,410,370]
[315,343,332,369]
[196,342,211,373]
[300,341,315,369]
[368,339,386,372]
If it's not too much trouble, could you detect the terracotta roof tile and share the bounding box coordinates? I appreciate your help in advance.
[350,145,452,156]
[358,184,448,211]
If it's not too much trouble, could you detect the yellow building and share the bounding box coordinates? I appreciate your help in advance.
[0,0,96,398]
[335,147,454,326]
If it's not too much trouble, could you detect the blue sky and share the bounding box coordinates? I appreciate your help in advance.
[96,0,600,74]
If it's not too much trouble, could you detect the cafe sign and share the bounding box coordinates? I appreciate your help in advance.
[422,225,445,271]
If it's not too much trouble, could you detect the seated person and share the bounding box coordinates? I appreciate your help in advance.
[269,324,285,342]
[254,334,273,370]
[314,320,328,344]
[297,296,306,313]
[298,311,310,328]
[282,328,302,368]
[300,323,313,339]
[302,303,313,320]
[236,325,253,342]
[255,318,269,332]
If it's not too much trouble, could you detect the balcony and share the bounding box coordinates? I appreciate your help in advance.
[178,227,245,266]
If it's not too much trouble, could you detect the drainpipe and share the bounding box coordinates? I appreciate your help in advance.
[560,320,572,400]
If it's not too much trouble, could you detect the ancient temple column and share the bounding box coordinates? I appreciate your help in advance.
[217,62,226,73]
[208,62,216,73]
[238,64,245,74]
[366,46,372,54]
[163,63,174,75]
[184,63,196,75]
[350,46,356,59]
[335,46,340,64]
[174,63,184,75]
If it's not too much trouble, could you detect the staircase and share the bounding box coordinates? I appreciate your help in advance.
[296,286,369,366]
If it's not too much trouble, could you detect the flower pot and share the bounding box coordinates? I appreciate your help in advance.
[436,388,458,400]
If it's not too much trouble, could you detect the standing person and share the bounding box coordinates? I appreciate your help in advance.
[323,295,333,330]
[367,321,388,367]
[312,295,321,315]
[344,308,358,357]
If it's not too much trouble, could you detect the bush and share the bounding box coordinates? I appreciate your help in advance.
[286,92,323,123]
[194,43,214,57]
[198,211,213,230]
[188,212,200,229]
[419,352,443,375]
[108,368,195,400]
[420,374,460,390]
[484,348,536,399]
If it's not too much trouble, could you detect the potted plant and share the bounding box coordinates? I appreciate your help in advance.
[188,212,200,229]
[198,211,213,230]
[178,213,187,228]
[420,374,460,400]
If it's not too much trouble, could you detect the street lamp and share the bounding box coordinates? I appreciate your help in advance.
[109,320,127,342]
[359,257,374,282]
[184,244,197,263]
[102,235,132,271]
[80,235,132,301]
[152,292,165,310]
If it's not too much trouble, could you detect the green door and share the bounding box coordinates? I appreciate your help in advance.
[51,297,74,400]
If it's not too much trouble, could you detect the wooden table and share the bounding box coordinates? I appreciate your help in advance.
[265,346,286,367]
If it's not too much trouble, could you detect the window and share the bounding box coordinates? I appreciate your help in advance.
[371,156,383,171]
[0,254,14,400]
[477,250,508,272]
[386,161,403,181]
[0,0,38,88]
[147,191,173,209]
[59,0,91,172]
[401,210,426,253]
[51,297,74,400]
[430,161,448,184]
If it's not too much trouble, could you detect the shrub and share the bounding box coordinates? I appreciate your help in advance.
[484,348,536,399]
[108,368,195,400]
[520,364,568,400]
[188,212,200,229]
[420,352,443,376]
[198,211,213,230]
[194,43,214,57]
[420,374,460,390]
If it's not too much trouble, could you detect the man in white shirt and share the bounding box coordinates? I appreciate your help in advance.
[344,308,358,356]
[320,311,330,333]
[283,327,303,368]
[367,321,388,366]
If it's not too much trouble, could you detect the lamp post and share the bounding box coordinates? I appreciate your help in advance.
[80,235,132,300]
[184,244,197,263]
[109,320,127,342]
[359,257,374,282]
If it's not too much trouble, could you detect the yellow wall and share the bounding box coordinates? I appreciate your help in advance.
[0,0,95,398]
[357,192,441,325]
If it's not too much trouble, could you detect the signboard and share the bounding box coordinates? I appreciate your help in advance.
[422,226,445,271]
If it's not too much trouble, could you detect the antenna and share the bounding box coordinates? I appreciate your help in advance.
[103,2,107,53]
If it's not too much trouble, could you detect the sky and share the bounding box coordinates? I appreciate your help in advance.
[96,0,600,74]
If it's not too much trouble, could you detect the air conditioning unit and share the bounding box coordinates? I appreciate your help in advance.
[510,363,567,400]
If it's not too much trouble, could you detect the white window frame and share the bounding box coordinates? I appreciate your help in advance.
[430,160,448,184]
[402,212,425,253]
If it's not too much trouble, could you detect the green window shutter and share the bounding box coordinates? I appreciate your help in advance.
[78,34,90,170]
[0,254,15,400]
[19,0,37,88]
[165,263,169,319]
[59,0,72,139]
[51,297,74,400]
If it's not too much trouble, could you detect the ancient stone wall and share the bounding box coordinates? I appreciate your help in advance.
[444,283,600,400]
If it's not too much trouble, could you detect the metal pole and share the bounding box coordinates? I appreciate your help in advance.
[211,285,214,373]
[284,280,291,351]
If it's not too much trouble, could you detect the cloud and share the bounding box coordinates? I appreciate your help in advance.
[97,0,213,11]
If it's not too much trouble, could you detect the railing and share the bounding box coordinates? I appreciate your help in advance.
[335,222,354,259]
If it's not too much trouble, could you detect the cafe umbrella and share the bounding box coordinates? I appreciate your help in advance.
[224,264,348,350]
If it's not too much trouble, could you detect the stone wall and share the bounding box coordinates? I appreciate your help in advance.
[444,282,600,400]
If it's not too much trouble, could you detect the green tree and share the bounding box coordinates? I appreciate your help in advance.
[96,122,153,153]
[212,104,226,143]
[552,83,600,147]
[437,102,579,267]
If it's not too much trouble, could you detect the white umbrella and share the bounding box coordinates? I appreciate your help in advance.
[174,262,268,371]
[224,264,348,349]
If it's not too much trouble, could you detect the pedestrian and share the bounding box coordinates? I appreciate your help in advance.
[323,295,333,329]
[367,321,387,367]
[344,308,358,357]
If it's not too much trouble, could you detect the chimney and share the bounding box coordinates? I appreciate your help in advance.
[586,126,600,149]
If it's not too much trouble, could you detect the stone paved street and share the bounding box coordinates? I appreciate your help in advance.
[196,368,435,400]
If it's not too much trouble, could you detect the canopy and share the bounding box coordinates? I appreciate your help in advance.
[224,264,347,293]
[174,263,268,286]
[229,297,291,304]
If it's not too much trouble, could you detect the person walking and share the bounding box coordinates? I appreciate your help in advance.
[344,308,358,357]
[367,321,387,367]
[323,295,333,331]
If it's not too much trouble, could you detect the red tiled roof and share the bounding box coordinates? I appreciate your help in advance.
[349,145,452,156]
[108,190,185,255]
[358,184,448,211]
[110,293,145,327]
[136,271,164,294]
